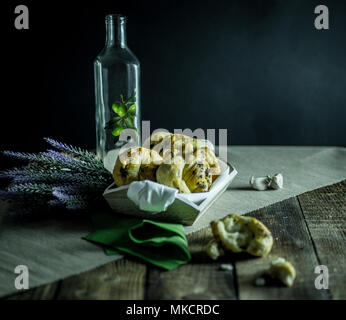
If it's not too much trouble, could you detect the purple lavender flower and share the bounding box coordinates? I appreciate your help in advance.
[44,138,96,161]
[1,138,113,213]
[52,187,88,210]
[7,183,53,195]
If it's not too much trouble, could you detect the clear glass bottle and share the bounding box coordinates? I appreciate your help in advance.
[94,14,141,165]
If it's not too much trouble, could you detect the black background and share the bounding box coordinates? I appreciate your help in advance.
[1,0,346,157]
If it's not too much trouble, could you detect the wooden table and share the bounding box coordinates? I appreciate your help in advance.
[5,180,346,300]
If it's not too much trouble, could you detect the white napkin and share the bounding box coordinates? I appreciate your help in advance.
[127,180,178,213]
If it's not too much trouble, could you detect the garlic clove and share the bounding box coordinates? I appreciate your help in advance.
[249,176,271,191]
[269,173,283,190]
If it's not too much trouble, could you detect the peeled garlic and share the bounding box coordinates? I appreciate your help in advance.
[250,173,283,191]
[270,173,283,190]
[249,176,271,191]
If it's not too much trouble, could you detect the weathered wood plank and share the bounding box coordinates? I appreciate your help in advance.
[146,263,237,300]
[57,259,146,300]
[5,281,60,300]
[298,180,346,300]
[5,182,345,300]
[234,197,329,300]
[146,227,237,300]
[186,226,214,262]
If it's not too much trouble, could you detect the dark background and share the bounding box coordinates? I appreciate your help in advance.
[1,0,346,157]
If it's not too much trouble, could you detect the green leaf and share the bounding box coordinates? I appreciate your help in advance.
[124,117,134,128]
[107,91,137,136]
[111,125,124,137]
[105,117,122,130]
[126,91,136,104]
[114,117,123,125]
[112,103,126,117]
[128,104,136,115]
[124,118,137,133]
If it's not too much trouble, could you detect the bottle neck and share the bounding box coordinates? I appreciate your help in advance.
[105,15,126,48]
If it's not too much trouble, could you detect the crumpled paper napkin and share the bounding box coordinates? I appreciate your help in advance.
[84,212,191,270]
[127,180,178,213]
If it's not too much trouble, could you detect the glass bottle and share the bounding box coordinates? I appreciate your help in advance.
[94,14,141,166]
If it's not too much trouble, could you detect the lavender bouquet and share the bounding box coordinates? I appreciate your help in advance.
[0,138,113,214]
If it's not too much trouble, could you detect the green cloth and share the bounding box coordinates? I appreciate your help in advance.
[83,212,191,270]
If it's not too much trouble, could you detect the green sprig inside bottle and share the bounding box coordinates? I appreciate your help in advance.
[105,92,137,143]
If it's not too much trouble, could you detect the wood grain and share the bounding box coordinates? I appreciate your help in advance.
[146,263,237,300]
[298,180,346,299]
[234,197,329,300]
[146,227,237,300]
[3,181,345,300]
[5,281,60,300]
[56,259,146,300]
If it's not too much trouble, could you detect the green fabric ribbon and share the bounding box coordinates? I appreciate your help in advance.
[83,212,191,270]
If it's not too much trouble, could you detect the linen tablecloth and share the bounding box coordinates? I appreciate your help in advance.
[0,146,345,297]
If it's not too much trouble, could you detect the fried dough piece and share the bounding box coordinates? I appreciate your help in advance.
[156,156,190,193]
[210,214,273,257]
[183,160,212,193]
[112,147,163,186]
[144,131,221,183]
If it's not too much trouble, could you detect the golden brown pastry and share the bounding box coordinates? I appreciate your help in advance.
[144,131,221,182]
[156,156,190,193]
[208,214,273,257]
[143,131,174,156]
[193,146,221,181]
[112,147,163,187]
[183,160,212,192]
[113,132,221,193]
[156,155,213,193]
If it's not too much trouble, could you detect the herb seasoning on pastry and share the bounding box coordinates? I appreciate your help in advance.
[193,146,220,180]
[183,160,212,192]
[210,214,273,257]
[156,155,213,193]
[112,147,163,187]
[144,131,221,182]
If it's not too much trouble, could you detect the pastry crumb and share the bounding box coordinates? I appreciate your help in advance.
[254,277,266,287]
[220,264,233,271]
[269,257,296,287]
[205,239,224,260]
